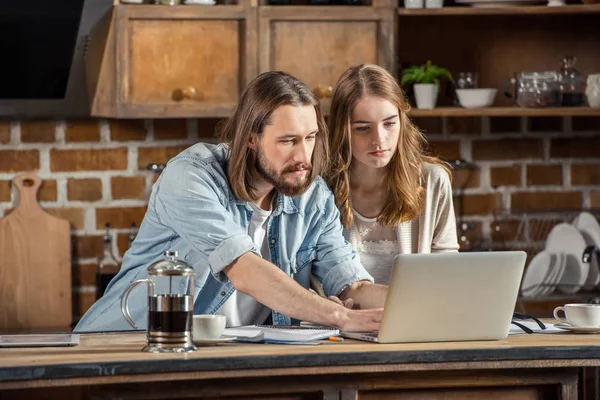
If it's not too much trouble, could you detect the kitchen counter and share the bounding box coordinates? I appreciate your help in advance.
[1,331,599,399]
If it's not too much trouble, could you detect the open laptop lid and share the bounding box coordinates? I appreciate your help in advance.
[372,251,526,343]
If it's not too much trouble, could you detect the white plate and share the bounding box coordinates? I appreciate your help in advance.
[193,335,237,345]
[545,223,589,294]
[521,250,553,297]
[539,252,562,296]
[545,252,566,296]
[555,323,600,334]
[572,212,600,290]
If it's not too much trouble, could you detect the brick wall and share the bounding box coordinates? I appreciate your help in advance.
[418,115,600,260]
[0,118,219,323]
[1,116,599,323]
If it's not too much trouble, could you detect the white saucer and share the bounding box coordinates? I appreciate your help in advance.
[193,335,237,344]
[555,323,600,334]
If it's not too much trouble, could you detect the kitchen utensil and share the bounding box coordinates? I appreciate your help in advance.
[504,72,562,107]
[121,250,197,353]
[0,173,71,330]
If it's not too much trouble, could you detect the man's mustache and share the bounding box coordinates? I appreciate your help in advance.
[282,163,311,173]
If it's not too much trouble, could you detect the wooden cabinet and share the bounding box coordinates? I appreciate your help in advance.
[86,2,394,118]
[87,5,258,118]
[86,2,600,119]
[258,6,395,112]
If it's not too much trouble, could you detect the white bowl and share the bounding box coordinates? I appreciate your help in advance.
[456,88,497,109]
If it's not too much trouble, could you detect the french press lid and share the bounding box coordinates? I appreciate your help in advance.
[147,250,195,276]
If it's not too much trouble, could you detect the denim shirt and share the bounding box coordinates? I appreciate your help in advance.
[75,143,373,332]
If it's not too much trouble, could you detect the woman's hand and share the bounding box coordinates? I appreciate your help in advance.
[328,295,355,309]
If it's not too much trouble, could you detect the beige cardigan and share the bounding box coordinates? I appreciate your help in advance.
[311,163,459,296]
[343,162,459,254]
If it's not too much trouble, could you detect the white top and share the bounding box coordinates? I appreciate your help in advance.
[353,209,419,285]
[345,163,459,285]
[217,202,272,327]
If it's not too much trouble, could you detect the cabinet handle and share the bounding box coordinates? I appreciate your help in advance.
[172,87,203,102]
[313,85,333,100]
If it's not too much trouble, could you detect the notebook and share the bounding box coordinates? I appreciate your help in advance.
[342,251,527,343]
[224,325,339,343]
[0,333,80,347]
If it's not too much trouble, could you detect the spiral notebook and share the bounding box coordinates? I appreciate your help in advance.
[224,325,339,343]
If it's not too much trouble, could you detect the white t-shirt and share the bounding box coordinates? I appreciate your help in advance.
[217,202,272,327]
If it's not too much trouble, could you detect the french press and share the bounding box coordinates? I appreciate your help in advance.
[121,250,197,353]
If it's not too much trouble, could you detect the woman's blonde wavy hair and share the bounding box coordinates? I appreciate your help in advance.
[326,64,450,228]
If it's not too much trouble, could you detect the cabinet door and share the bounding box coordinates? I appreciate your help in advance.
[116,6,257,118]
[259,7,394,113]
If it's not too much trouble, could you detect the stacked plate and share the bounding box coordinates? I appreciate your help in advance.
[521,212,600,298]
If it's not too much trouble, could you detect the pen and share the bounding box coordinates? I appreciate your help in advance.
[328,336,344,342]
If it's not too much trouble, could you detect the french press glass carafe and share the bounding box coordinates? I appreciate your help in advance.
[121,250,197,353]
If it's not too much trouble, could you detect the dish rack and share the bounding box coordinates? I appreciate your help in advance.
[490,209,600,313]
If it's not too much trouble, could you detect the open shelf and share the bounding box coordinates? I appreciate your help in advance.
[397,4,600,16]
[408,107,600,117]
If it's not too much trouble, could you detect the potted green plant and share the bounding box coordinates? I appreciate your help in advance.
[401,61,453,110]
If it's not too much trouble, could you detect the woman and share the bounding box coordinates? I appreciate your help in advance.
[326,64,459,285]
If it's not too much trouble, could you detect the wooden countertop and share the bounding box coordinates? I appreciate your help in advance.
[2,331,600,388]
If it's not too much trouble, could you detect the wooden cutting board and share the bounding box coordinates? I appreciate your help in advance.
[0,173,72,330]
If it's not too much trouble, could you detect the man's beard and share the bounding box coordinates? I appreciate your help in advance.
[255,146,313,197]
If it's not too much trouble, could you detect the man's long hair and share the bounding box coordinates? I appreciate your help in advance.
[217,71,328,201]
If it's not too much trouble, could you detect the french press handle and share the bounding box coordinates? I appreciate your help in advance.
[120,279,151,329]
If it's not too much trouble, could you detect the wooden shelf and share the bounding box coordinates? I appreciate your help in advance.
[397,4,600,16]
[408,107,600,117]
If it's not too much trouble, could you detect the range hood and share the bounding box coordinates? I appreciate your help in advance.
[0,0,113,118]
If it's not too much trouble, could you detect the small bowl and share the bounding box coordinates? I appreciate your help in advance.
[456,88,497,109]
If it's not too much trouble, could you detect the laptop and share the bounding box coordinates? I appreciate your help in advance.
[342,251,527,343]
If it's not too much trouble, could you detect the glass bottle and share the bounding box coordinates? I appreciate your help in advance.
[558,56,585,107]
[128,222,138,248]
[96,223,120,300]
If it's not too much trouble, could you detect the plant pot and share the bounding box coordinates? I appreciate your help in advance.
[413,84,438,110]
[404,0,424,8]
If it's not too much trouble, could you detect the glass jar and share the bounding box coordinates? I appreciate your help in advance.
[505,72,562,108]
[456,72,478,89]
[558,56,585,106]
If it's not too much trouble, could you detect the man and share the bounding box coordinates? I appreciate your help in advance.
[76,71,386,333]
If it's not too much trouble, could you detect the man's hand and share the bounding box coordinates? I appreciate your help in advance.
[338,308,383,333]
[225,252,384,332]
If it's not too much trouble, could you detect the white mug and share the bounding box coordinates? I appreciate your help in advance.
[553,304,600,327]
[193,314,226,340]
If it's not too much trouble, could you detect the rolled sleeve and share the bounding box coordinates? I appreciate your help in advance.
[208,234,258,281]
[155,159,258,281]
